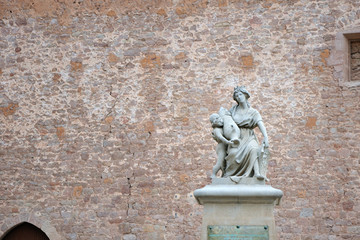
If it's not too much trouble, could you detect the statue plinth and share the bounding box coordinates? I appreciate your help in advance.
[194,178,283,240]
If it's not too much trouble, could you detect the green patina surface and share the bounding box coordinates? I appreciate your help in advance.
[208,225,269,240]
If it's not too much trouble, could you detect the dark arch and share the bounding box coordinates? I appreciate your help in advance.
[1,222,50,240]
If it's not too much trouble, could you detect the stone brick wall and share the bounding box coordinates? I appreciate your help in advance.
[0,0,359,239]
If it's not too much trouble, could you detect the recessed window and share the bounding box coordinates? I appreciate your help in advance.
[350,40,360,82]
[330,30,360,88]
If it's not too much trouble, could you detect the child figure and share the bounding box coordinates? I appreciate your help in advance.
[209,109,241,178]
[218,107,241,146]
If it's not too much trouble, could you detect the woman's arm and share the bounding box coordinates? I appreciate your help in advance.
[257,120,269,148]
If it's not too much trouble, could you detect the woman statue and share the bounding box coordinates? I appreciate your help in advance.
[211,86,269,180]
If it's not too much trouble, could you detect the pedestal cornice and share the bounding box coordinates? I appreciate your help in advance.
[194,177,283,205]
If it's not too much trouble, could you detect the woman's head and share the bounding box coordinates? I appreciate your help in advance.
[233,86,250,106]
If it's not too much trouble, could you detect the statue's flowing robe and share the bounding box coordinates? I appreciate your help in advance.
[223,105,262,177]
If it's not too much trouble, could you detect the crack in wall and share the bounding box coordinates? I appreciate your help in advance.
[126,172,133,217]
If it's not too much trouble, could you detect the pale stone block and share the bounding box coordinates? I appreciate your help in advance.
[194,178,283,240]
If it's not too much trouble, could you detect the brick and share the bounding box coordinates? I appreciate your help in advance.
[73,186,83,197]
[305,117,317,128]
[300,208,313,218]
[107,10,117,17]
[108,53,119,63]
[140,54,161,68]
[156,8,167,17]
[56,127,65,140]
[70,61,83,71]
[320,49,330,66]
[0,103,18,117]
[241,55,254,67]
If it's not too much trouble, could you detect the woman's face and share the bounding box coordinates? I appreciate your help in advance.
[235,91,246,103]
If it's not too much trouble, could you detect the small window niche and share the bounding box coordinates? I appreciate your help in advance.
[332,30,360,87]
[349,39,360,82]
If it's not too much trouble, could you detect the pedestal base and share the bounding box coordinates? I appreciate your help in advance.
[194,178,283,240]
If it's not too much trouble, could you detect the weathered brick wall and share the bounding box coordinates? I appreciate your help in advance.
[0,0,359,239]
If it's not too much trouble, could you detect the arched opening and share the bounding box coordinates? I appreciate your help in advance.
[1,222,50,240]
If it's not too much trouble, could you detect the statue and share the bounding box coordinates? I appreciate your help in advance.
[210,86,270,182]
[196,92,282,240]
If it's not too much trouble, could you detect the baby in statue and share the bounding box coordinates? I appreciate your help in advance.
[209,107,241,178]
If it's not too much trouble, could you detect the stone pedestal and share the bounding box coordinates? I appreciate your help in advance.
[194,178,283,240]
